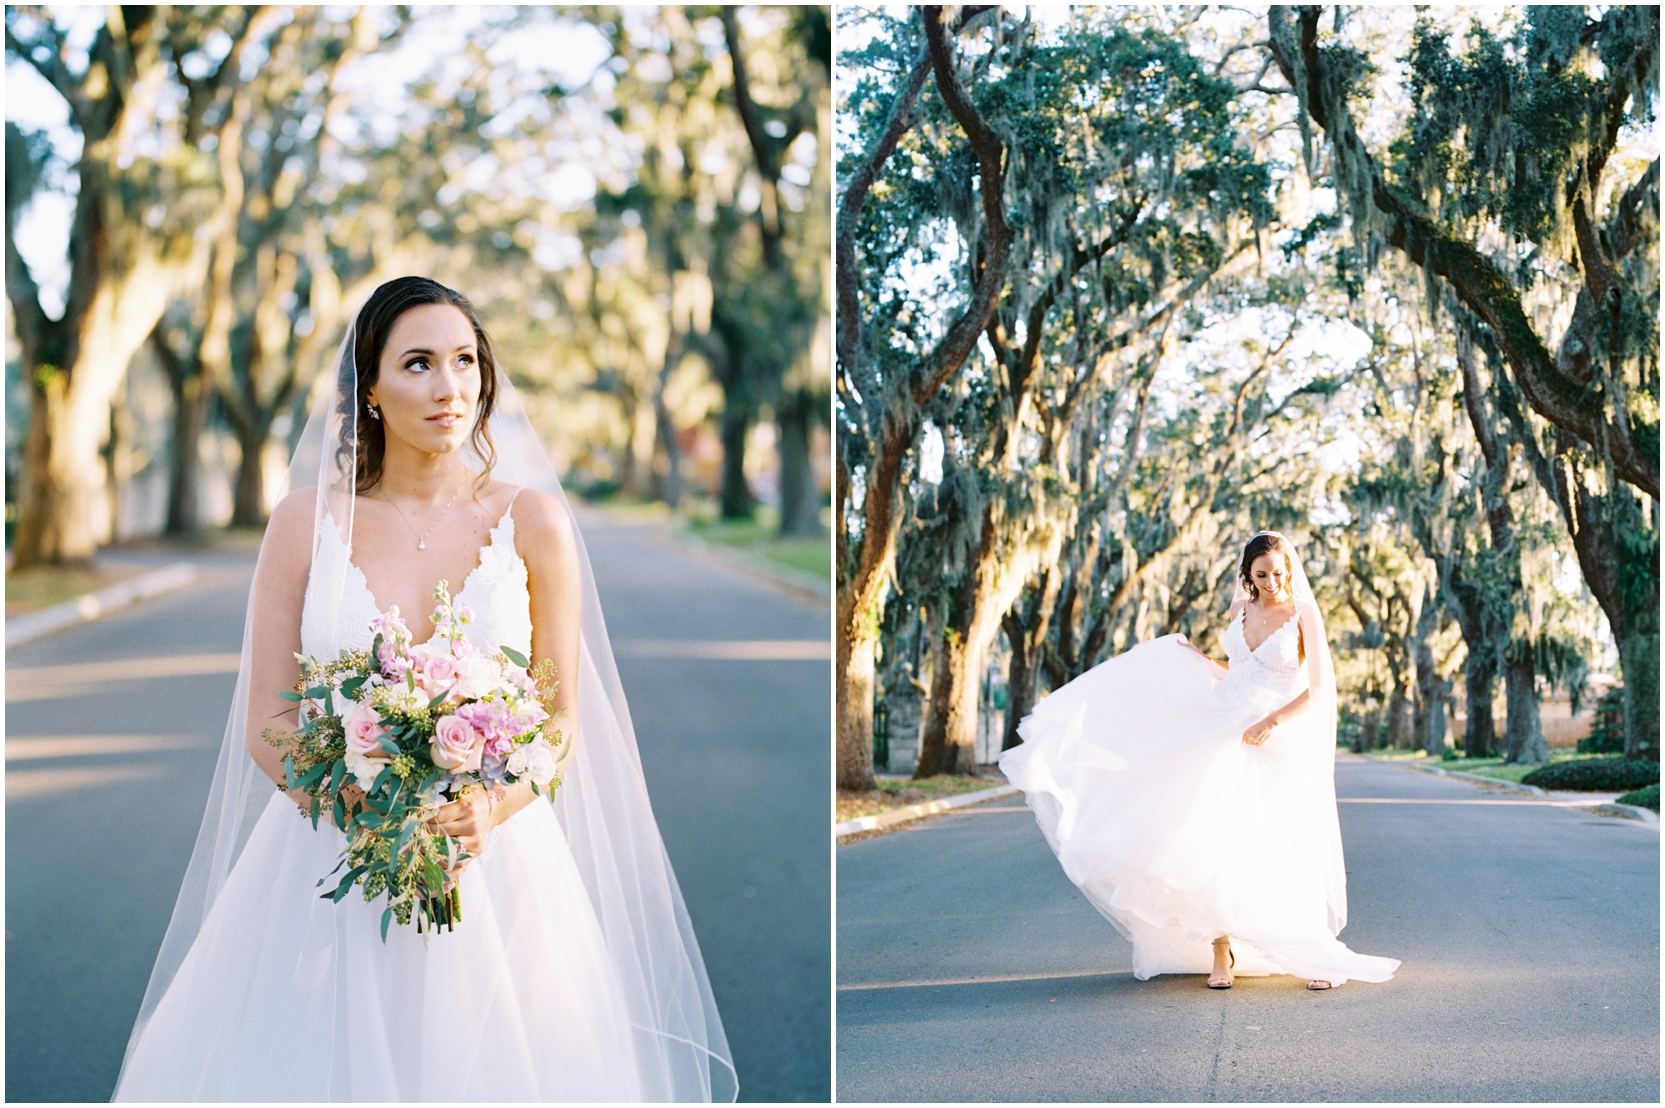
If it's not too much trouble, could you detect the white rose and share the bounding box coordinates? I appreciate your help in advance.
[506,745,531,777]
[527,742,558,787]
[452,654,502,701]
[344,750,382,792]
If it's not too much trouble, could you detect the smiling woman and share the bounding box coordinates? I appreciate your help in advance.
[999,532,1401,991]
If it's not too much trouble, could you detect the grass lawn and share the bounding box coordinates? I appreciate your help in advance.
[1362,748,1621,785]
[837,772,1009,823]
[5,563,144,618]
[578,495,830,584]
[684,504,830,582]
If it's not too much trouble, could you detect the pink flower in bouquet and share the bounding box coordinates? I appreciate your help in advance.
[343,701,391,760]
[457,700,514,756]
[370,606,412,643]
[377,641,411,680]
[411,644,460,700]
[431,714,484,773]
[514,700,551,733]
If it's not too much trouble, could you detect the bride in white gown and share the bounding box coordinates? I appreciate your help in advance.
[113,278,735,1101]
[999,531,1399,990]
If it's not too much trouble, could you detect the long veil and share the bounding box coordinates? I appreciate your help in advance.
[118,286,738,1102]
[1230,529,1347,937]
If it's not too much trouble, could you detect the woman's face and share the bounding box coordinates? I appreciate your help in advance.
[1250,551,1291,601]
[366,303,481,458]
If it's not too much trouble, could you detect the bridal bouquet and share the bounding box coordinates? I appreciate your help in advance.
[266,581,563,939]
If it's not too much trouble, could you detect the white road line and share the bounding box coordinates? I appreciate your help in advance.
[5,735,206,760]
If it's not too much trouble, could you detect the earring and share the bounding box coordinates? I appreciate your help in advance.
[367,401,381,421]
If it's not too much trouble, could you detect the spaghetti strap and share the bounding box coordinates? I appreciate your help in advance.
[506,486,524,516]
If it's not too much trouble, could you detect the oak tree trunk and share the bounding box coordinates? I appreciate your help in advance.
[1501,646,1547,764]
[1463,654,1497,759]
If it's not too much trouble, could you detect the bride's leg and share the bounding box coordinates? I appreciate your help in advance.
[1207,936,1233,989]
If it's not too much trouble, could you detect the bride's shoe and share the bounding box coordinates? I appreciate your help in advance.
[1207,938,1234,989]
[1306,979,1332,990]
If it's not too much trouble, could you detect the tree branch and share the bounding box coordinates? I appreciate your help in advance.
[4,17,81,119]
[913,5,1013,405]
[1266,3,1658,500]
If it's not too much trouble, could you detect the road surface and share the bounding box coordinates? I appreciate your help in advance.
[837,753,1658,1102]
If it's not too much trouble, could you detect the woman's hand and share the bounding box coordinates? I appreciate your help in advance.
[1242,717,1276,746]
[430,786,501,876]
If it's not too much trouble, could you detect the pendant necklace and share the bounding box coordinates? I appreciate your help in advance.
[383,473,468,551]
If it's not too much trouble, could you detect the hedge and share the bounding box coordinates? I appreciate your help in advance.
[1520,758,1660,792]
[1615,783,1660,813]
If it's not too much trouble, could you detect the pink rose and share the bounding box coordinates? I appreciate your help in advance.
[343,701,390,759]
[431,714,483,773]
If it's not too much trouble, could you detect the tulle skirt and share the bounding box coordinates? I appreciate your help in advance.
[113,791,643,1101]
[999,635,1399,986]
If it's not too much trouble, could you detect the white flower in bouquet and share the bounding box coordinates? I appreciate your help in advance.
[452,652,504,700]
[525,739,559,787]
[374,683,427,714]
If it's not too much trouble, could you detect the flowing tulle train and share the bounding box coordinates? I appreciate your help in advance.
[1000,632,1399,987]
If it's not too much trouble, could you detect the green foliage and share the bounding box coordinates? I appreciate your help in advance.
[1614,783,1660,812]
[1519,757,1658,792]
[1577,684,1627,754]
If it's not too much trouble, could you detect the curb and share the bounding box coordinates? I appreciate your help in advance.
[1398,761,1546,796]
[836,784,1021,839]
[1587,802,1661,825]
[673,533,829,607]
[1388,759,1660,826]
[6,563,199,650]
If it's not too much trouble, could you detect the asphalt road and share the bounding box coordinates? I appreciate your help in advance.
[5,510,830,1103]
[837,754,1659,1102]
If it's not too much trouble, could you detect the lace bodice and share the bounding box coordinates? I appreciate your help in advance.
[1219,605,1305,703]
[300,500,533,661]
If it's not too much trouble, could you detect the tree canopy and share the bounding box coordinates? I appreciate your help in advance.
[836,4,1656,791]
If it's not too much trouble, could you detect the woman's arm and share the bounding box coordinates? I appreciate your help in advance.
[1181,597,1246,672]
[437,488,583,858]
[1179,638,1229,673]
[244,489,318,812]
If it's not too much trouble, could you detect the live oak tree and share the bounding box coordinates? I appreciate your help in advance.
[1267,4,1658,759]
[6,6,260,565]
[836,6,1012,790]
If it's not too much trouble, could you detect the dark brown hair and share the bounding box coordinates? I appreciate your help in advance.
[338,277,499,492]
[1239,532,1295,601]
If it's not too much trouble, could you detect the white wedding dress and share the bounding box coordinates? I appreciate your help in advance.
[999,610,1400,986]
[114,503,645,1101]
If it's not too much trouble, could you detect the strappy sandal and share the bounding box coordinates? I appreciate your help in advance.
[1306,980,1332,990]
[1207,937,1234,989]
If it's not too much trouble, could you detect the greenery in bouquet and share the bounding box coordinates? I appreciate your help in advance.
[266,582,564,939]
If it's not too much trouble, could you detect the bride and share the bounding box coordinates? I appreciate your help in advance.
[999,531,1399,991]
[113,277,736,1101]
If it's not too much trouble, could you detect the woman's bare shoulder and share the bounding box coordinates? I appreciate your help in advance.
[263,489,319,561]
[508,487,576,554]
[1227,596,1247,620]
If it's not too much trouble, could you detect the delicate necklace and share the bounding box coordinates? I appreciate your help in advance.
[381,474,467,551]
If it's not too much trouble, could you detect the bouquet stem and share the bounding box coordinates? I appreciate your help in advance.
[416,886,463,934]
